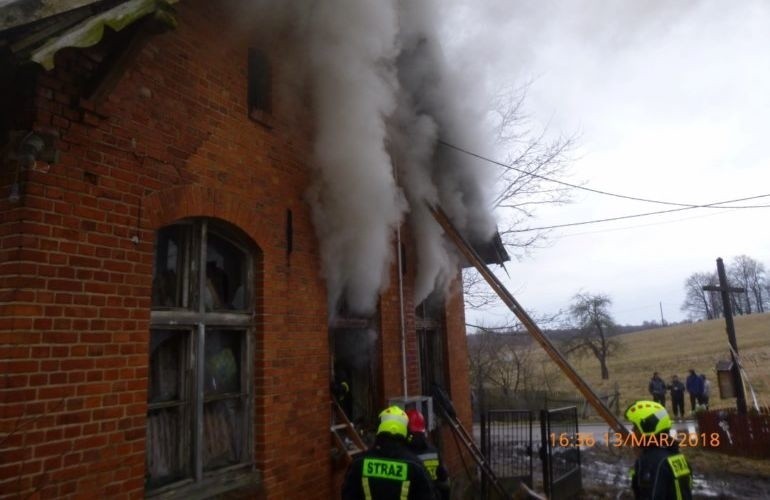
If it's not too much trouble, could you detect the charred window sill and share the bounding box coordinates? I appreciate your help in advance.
[146,466,260,500]
[249,108,274,130]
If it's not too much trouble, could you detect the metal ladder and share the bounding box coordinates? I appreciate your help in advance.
[432,385,513,499]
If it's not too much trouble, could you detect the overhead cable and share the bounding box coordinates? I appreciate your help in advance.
[508,194,770,232]
[439,140,770,209]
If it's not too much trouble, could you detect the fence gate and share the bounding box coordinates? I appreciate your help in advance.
[540,406,582,500]
[480,409,534,498]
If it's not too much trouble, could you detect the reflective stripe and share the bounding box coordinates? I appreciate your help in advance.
[362,477,372,500]
[667,454,690,500]
[400,480,410,500]
[417,452,440,480]
[381,412,408,426]
[667,454,690,478]
[673,477,682,500]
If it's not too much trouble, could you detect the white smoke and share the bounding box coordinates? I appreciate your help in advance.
[390,0,496,303]
[303,1,407,315]
[235,1,497,315]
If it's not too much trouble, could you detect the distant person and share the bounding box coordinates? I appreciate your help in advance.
[648,372,666,406]
[625,400,693,500]
[699,374,711,410]
[685,369,703,413]
[668,375,686,420]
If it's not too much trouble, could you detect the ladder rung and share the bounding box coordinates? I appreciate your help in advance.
[331,424,348,431]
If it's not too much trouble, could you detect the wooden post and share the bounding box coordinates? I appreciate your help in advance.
[702,257,748,415]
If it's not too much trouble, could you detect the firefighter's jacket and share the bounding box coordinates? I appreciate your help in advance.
[342,434,437,500]
[408,434,450,500]
[631,444,692,500]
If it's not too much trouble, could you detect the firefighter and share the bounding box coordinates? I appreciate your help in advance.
[342,405,437,500]
[625,400,693,500]
[405,409,450,500]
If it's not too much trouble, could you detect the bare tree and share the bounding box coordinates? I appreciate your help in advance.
[563,292,619,380]
[486,337,536,396]
[489,84,577,256]
[462,268,498,310]
[680,272,720,320]
[466,322,541,408]
[463,83,576,311]
[729,255,767,314]
[466,327,501,412]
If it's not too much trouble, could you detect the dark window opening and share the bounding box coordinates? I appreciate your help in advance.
[248,48,272,125]
[415,292,448,396]
[331,328,380,440]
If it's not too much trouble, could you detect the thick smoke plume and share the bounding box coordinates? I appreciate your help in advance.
[234,0,496,315]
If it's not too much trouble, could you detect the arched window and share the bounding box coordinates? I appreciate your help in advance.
[146,219,256,494]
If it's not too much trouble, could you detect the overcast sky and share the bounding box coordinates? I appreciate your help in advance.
[440,1,770,326]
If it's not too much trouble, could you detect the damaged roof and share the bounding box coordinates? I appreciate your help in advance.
[0,0,177,69]
[0,0,106,31]
[470,231,509,268]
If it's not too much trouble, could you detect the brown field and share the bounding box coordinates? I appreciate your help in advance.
[542,312,770,413]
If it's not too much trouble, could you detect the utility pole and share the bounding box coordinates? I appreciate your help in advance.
[659,301,665,326]
[702,257,747,415]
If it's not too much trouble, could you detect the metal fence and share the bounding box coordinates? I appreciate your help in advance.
[540,406,582,500]
[480,409,534,498]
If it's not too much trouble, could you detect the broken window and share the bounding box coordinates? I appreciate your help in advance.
[147,219,255,494]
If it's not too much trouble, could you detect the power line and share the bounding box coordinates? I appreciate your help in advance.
[508,194,770,232]
[552,206,739,239]
[439,140,770,209]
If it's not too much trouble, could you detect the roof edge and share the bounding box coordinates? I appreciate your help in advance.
[0,0,107,31]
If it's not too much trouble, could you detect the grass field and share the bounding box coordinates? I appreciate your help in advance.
[541,312,770,413]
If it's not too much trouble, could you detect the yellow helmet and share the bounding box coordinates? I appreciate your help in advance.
[377,405,408,438]
[625,400,672,436]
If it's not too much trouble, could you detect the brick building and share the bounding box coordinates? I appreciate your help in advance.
[0,1,501,498]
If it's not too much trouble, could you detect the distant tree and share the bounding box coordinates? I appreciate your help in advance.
[487,339,536,396]
[728,255,767,314]
[680,272,720,320]
[563,292,619,380]
[466,322,540,405]
[466,328,499,412]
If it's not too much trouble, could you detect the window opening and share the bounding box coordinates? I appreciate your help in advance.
[415,292,448,396]
[330,301,381,440]
[248,48,272,125]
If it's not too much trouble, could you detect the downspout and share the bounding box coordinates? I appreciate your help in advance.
[393,166,408,399]
[396,222,408,399]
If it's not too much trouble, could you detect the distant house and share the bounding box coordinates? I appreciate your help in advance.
[0,1,503,498]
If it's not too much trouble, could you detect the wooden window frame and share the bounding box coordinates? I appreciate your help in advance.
[147,219,258,498]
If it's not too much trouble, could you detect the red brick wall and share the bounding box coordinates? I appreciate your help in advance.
[0,1,331,497]
[0,0,475,498]
[440,276,475,476]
